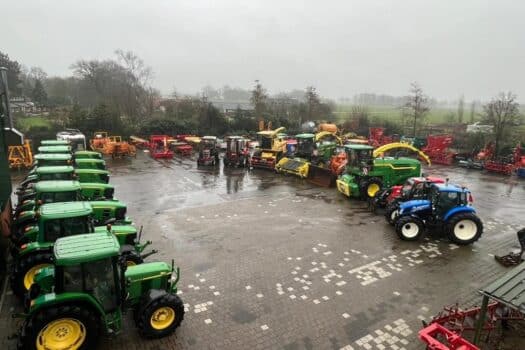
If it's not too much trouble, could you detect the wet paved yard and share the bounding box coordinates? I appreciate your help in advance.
[1,152,524,349]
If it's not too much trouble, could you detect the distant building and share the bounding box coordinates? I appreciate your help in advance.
[209,100,254,116]
[9,97,36,114]
[466,122,494,134]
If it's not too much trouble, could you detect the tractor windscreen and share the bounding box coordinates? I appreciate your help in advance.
[44,216,92,242]
[297,138,314,155]
[40,190,79,204]
[258,135,272,149]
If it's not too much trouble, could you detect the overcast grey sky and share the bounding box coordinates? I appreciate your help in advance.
[4,0,524,101]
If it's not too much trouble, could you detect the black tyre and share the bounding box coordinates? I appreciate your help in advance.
[445,212,483,245]
[360,177,383,199]
[10,251,53,299]
[137,292,185,338]
[395,216,425,241]
[18,304,100,350]
[385,204,400,225]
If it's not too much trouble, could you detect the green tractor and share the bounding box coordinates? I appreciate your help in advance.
[74,150,103,159]
[74,158,106,170]
[37,145,72,154]
[16,233,183,349]
[18,166,75,190]
[336,143,430,199]
[32,153,72,168]
[74,168,110,183]
[11,201,153,298]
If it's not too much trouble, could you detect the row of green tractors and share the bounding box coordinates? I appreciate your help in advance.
[9,140,185,349]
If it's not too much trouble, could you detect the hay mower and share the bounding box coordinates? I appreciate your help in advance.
[149,135,174,159]
[10,201,153,298]
[197,136,220,166]
[250,127,287,170]
[223,136,250,167]
[336,143,431,199]
[14,232,183,349]
[422,134,456,165]
[394,183,482,245]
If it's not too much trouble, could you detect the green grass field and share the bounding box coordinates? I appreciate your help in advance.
[334,105,479,124]
[15,116,53,132]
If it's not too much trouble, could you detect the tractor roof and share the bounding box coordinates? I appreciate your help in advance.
[344,144,374,150]
[296,133,315,139]
[433,183,469,193]
[41,140,70,146]
[39,201,93,219]
[38,145,72,153]
[89,200,126,209]
[35,180,81,192]
[374,157,421,166]
[35,166,74,174]
[34,153,72,161]
[54,233,120,266]
[80,182,114,190]
[74,150,102,157]
[74,168,109,175]
[75,158,105,164]
[225,136,243,140]
[202,136,217,140]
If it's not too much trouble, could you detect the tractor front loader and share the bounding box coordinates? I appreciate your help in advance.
[16,233,184,349]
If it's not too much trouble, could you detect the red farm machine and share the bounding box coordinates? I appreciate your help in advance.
[149,135,174,159]
[422,134,456,165]
[368,127,395,148]
[484,143,523,175]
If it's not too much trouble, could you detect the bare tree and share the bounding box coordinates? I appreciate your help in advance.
[469,101,476,123]
[305,86,320,123]
[115,49,152,87]
[403,82,430,137]
[250,80,267,123]
[482,92,520,159]
[457,95,464,123]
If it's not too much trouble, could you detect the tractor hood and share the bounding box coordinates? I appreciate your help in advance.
[398,199,431,215]
[125,262,173,303]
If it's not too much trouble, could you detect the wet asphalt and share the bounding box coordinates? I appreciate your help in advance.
[1,151,524,350]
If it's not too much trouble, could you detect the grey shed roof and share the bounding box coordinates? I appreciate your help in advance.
[480,265,525,312]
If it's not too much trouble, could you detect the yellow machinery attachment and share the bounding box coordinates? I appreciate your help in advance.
[373,142,431,165]
[8,140,33,169]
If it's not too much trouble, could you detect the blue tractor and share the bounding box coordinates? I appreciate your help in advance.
[394,183,483,245]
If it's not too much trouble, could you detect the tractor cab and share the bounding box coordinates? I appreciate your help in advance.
[429,184,472,219]
[344,144,374,172]
[31,153,72,169]
[17,180,83,212]
[18,166,75,190]
[224,136,249,167]
[74,168,110,183]
[37,145,72,154]
[295,134,316,159]
[74,150,103,160]
[197,136,219,166]
[57,129,87,151]
[74,158,106,170]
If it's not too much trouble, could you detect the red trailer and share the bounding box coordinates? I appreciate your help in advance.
[149,135,174,159]
[422,135,456,165]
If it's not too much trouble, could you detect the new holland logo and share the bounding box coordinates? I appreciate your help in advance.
[411,205,429,212]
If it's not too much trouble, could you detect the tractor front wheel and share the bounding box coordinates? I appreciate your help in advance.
[10,251,53,299]
[395,216,424,241]
[384,204,400,225]
[360,177,383,199]
[446,213,483,245]
[18,304,100,350]
[137,293,185,338]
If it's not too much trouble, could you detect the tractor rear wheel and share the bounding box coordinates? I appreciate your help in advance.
[18,304,100,350]
[384,204,400,225]
[137,293,185,338]
[446,213,483,245]
[395,216,424,241]
[10,251,53,299]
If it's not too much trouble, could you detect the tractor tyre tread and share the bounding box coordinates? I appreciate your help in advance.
[10,251,53,299]
[395,216,425,241]
[137,293,185,338]
[17,303,100,350]
[384,204,400,225]
[360,177,383,200]
[446,212,483,245]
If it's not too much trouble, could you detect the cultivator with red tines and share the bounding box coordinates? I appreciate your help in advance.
[422,135,456,165]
